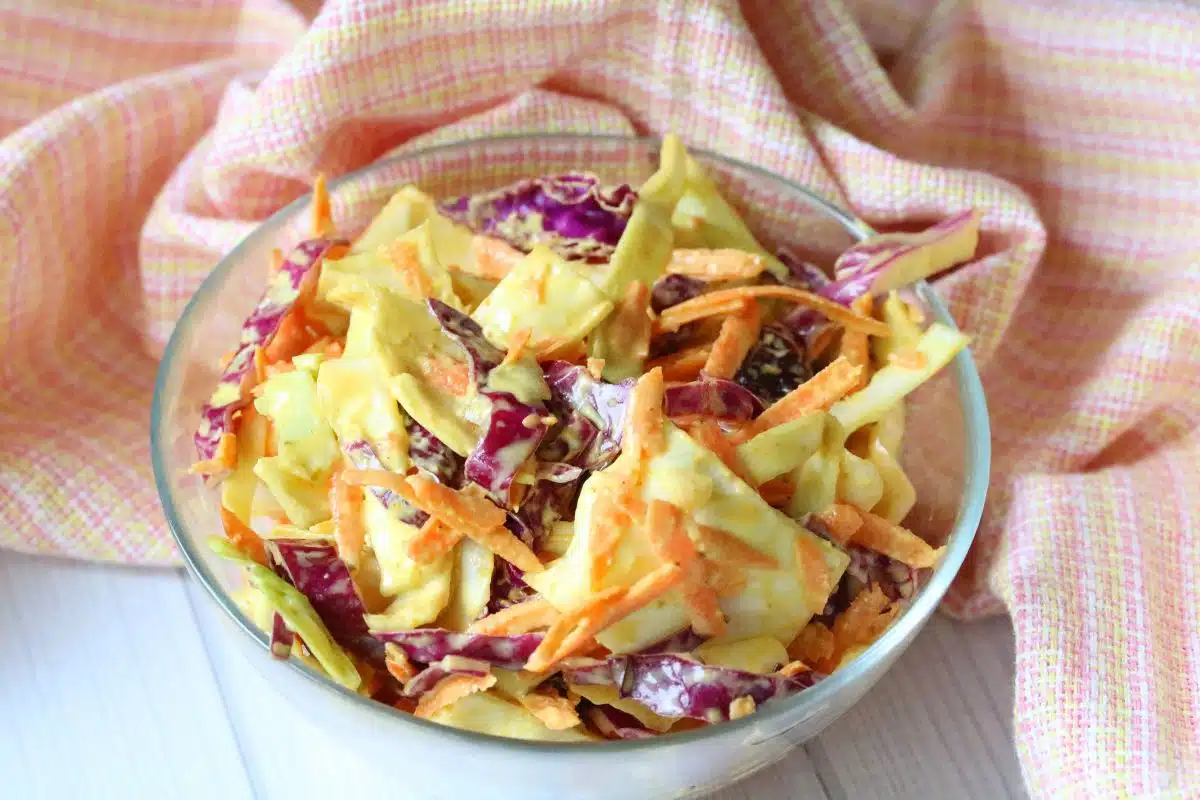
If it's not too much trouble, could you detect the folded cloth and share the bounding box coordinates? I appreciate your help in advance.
[0,0,1196,794]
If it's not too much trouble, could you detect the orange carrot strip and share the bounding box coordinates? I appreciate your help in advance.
[340,468,414,498]
[269,247,284,277]
[419,356,471,397]
[654,296,748,334]
[808,325,839,361]
[730,357,863,444]
[519,691,581,730]
[703,299,761,380]
[219,506,267,565]
[658,286,890,337]
[645,502,725,637]
[415,673,497,719]
[525,586,625,673]
[666,248,767,281]
[839,295,872,391]
[787,621,835,664]
[887,348,929,370]
[794,534,834,610]
[471,235,525,280]
[777,660,810,678]
[190,433,239,475]
[586,358,605,380]
[311,173,335,237]
[820,586,898,671]
[383,240,433,298]
[332,478,365,569]
[646,343,712,382]
[693,524,779,570]
[264,419,278,457]
[253,347,269,384]
[851,511,944,569]
[384,643,418,683]
[501,328,532,367]
[468,598,562,636]
[813,503,865,547]
[407,517,464,563]
[264,310,319,363]
[702,559,749,597]
[626,367,666,462]
[588,478,643,583]
[757,477,794,507]
[687,419,756,486]
[408,476,542,573]
[548,564,685,669]
[533,337,587,363]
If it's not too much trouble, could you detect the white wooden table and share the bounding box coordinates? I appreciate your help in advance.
[0,548,1025,799]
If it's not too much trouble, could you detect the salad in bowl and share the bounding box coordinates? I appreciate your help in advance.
[191,134,980,742]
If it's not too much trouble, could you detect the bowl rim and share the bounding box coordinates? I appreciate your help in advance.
[151,132,991,754]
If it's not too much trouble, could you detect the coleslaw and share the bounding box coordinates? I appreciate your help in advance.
[195,135,979,741]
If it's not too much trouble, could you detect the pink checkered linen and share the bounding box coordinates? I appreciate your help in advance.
[1,0,1197,794]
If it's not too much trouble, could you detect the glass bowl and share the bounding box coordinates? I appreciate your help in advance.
[151,134,990,800]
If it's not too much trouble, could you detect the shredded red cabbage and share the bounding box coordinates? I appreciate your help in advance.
[406,417,463,486]
[441,173,636,263]
[269,613,294,659]
[402,656,493,697]
[464,391,552,496]
[427,298,503,383]
[194,237,345,466]
[562,653,823,722]
[663,378,764,422]
[542,361,633,470]
[372,628,544,671]
[343,440,429,527]
[268,538,382,665]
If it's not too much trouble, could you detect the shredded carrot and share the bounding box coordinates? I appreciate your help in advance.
[645,343,712,382]
[311,173,335,237]
[794,534,834,611]
[518,692,581,730]
[468,597,562,636]
[777,660,810,678]
[340,468,414,498]
[820,586,898,671]
[626,367,666,463]
[586,357,606,380]
[501,328,532,367]
[787,621,835,665]
[407,517,464,563]
[269,247,284,277]
[265,361,295,380]
[657,286,890,337]
[383,240,434,298]
[666,248,767,281]
[264,309,320,364]
[887,348,929,370]
[419,355,471,397]
[414,673,497,719]
[471,235,525,280]
[545,564,685,670]
[728,695,757,720]
[813,503,864,547]
[729,357,863,444]
[264,419,278,457]
[702,559,749,597]
[190,433,238,475]
[408,475,543,573]
[693,525,779,570]
[605,281,653,364]
[253,346,269,384]
[654,295,748,334]
[331,478,365,569]
[588,477,643,583]
[219,506,267,565]
[533,337,587,363]
[757,476,794,507]
[839,295,872,391]
[384,643,417,683]
[525,586,625,673]
[302,336,343,357]
[645,502,725,637]
[703,299,761,380]
[851,510,944,569]
[686,419,756,486]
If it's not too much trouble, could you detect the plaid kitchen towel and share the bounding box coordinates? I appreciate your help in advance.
[0,0,1196,794]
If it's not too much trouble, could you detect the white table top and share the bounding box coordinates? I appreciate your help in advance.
[0,548,1025,799]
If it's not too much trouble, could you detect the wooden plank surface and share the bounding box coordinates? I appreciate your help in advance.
[0,549,1023,799]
